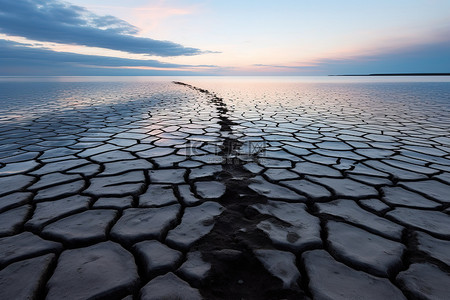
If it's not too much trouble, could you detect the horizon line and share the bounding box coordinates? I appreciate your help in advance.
[330,73,450,76]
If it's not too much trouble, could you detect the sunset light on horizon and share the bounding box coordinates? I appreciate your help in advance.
[1,0,449,75]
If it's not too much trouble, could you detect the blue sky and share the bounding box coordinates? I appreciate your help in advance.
[0,0,449,75]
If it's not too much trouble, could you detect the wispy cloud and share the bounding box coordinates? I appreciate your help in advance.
[253,64,317,70]
[0,0,203,56]
[0,39,216,75]
[249,39,450,75]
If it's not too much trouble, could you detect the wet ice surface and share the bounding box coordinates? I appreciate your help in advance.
[0,77,449,299]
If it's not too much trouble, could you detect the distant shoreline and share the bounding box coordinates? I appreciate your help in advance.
[329,73,450,76]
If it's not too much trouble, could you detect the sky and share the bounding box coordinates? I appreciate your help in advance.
[0,0,449,75]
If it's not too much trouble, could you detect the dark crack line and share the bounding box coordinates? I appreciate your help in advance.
[173,81,308,299]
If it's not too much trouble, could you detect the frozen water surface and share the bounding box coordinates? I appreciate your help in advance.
[0,76,449,299]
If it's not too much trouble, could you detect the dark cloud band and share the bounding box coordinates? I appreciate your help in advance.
[0,0,202,56]
[0,40,216,75]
